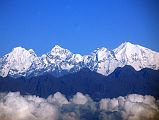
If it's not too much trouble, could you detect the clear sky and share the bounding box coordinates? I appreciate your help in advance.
[0,0,159,56]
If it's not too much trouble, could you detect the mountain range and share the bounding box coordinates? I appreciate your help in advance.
[0,42,159,100]
[0,42,159,78]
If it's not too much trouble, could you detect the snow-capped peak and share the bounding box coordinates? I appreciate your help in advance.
[50,45,72,58]
[93,47,114,61]
[28,49,37,57]
[9,47,37,58]
[0,47,39,77]
[113,42,136,53]
[94,47,108,52]
[12,46,26,51]
[42,45,73,65]
[114,42,159,70]
[7,46,37,60]
[40,45,83,76]
[51,45,70,53]
[51,45,64,51]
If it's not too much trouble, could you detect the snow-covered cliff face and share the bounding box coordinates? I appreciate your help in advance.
[83,47,120,76]
[0,47,42,77]
[113,42,159,70]
[0,42,159,78]
[40,45,83,76]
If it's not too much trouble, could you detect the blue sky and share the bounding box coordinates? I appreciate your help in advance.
[0,0,159,56]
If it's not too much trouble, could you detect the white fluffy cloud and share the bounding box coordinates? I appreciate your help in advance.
[71,92,89,105]
[47,92,69,106]
[0,92,57,120]
[0,92,159,120]
[99,94,159,120]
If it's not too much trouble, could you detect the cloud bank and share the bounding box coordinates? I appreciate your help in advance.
[0,92,158,120]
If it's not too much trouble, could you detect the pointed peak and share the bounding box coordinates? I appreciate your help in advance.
[8,47,37,57]
[50,45,72,55]
[119,42,153,51]
[98,47,108,50]
[54,45,63,49]
[101,47,108,51]
[113,42,137,53]
[28,49,35,53]
[11,47,37,54]
[28,49,37,56]
[51,45,65,51]
[121,41,135,46]
[95,47,108,52]
[115,41,136,49]
[11,46,27,53]
[13,46,25,50]
[93,47,109,55]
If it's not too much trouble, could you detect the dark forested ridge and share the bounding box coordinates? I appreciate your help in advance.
[0,65,159,101]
